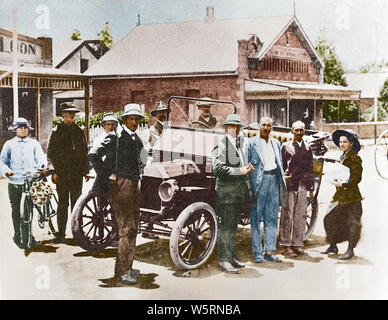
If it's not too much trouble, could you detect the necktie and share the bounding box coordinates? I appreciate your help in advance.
[236,137,240,149]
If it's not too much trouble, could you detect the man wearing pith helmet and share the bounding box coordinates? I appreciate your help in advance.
[89,103,147,285]
[47,102,89,244]
[149,101,169,147]
[212,113,254,274]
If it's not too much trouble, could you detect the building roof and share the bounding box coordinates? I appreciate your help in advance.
[86,15,321,78]
[0,64,83,76]
[344,72,388,98]
[245,79,361,101]
[53,39,102,68]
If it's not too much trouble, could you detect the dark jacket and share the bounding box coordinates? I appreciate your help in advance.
[332,149,363,204]
[88,128,147,182]
[193,114,217,129]
[47,122,89,178]
[212,136,247,204]
[281,140,314,192]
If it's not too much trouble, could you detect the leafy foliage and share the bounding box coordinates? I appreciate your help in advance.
[378,78,388,113]
[359,60,388,73]
[70,29,81,40]
[53,111,151,128]
[315,30,358,122]
[360,105,388,122]
[98,22,114,49]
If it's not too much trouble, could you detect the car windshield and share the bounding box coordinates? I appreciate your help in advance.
[167,98,236,132]
[153,127,224,158]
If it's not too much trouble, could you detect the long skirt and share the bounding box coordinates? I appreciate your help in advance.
[323,201,362,248]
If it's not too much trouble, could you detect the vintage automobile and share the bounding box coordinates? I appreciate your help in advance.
[71,96,329,270]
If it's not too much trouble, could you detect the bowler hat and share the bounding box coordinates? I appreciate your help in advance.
[101,112,118,126]
[151,101,170,116]
[60,102,80,113]
[119,103,144,120]
[332,129,361,153]
[223,114,243,127]
[196,97,215,107]
[8,117,34,131]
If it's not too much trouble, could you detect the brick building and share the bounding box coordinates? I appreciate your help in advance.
[86,9,360,130]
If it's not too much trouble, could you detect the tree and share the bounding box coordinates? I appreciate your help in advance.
[98,22,114,49]
[315,30,359,122]
[359,60,388,73]
[70,29,81,40]
[378,78,388,112]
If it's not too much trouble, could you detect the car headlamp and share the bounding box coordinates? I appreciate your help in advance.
[158,179,179,202]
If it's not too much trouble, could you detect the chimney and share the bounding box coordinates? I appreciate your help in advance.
[204,7,215,23]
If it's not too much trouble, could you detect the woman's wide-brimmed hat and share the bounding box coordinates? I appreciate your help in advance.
[196,97,215,107]
[151,101,170,116]
[119,103,144,120]
[223,114,243,127]
[8,117,34,131]
[60,102,80,113]
[101,112,118,126]
[332,129,361,153]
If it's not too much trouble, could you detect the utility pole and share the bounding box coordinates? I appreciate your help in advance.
[12,7,19,120]
[293,0,296,16]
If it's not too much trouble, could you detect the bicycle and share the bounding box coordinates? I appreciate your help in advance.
[19,170,58,251]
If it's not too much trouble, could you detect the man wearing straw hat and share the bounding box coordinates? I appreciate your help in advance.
[212,113,254,274]
[89,112,119,192]
[0,117,47,249]
[192,97,217,129]
[148,101,169,148]
[89,103,147,285]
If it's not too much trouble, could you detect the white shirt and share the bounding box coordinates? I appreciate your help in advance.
[226,134,245,166]
[296,140,303,148]
[260,138,276,171]
[123,125,136,139]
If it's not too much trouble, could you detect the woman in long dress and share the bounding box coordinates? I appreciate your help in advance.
[323,129,363,260]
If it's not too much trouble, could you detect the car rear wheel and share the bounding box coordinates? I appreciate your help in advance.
[170,202,217,270]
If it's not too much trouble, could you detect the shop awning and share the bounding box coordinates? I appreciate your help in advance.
[245,79,361,101]
[0,65,87,90]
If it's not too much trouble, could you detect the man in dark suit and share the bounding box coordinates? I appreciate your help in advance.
[279,121,314,257]
[89,103,147,285]
[244,116,286,263]
[212,113,253,274]
[47,102,89,244]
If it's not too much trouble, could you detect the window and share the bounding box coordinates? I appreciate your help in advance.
[80,59,89,73]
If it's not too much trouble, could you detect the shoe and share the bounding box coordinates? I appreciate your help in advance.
[281,247,297,257]
[119,271,138,284]
[254,256,264,263]
[338,249,354,260]
[231,258,245,268]
[293,247,307,256]
[218,261,240,274]
[322,245,338,255]
[264,253,281,262]
[130,269,140,278]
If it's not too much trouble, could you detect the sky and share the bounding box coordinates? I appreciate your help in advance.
[0,0,387,71]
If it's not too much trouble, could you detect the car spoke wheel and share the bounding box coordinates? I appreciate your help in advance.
[375,129,388,180]
[71,191,118,251]
[170,202,217,270]
[303,197,318,241]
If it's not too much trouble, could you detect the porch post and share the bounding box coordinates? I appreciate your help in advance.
[287,97,290,128]
[84,78,90,145]
[36,78,41,140]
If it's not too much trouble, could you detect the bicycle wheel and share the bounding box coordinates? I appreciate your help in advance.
[20,193,34,251]
[46,192,58,236]
[375,129,388,180]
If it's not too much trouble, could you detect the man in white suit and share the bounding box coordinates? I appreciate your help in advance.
[244,117,286,263]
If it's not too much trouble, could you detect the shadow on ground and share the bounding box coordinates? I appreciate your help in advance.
[24,241,59,256]
[98,273,160,289]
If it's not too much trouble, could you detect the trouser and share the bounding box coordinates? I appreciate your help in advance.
[215,201,243,262]
[56,175,83,238]
[250,173,279,258]
[110,178,140,277]
[323,201,362,249]
[279,184,308,248]
[8,183,23,244]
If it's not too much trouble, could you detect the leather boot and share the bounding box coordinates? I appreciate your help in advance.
[218,261,240,274]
